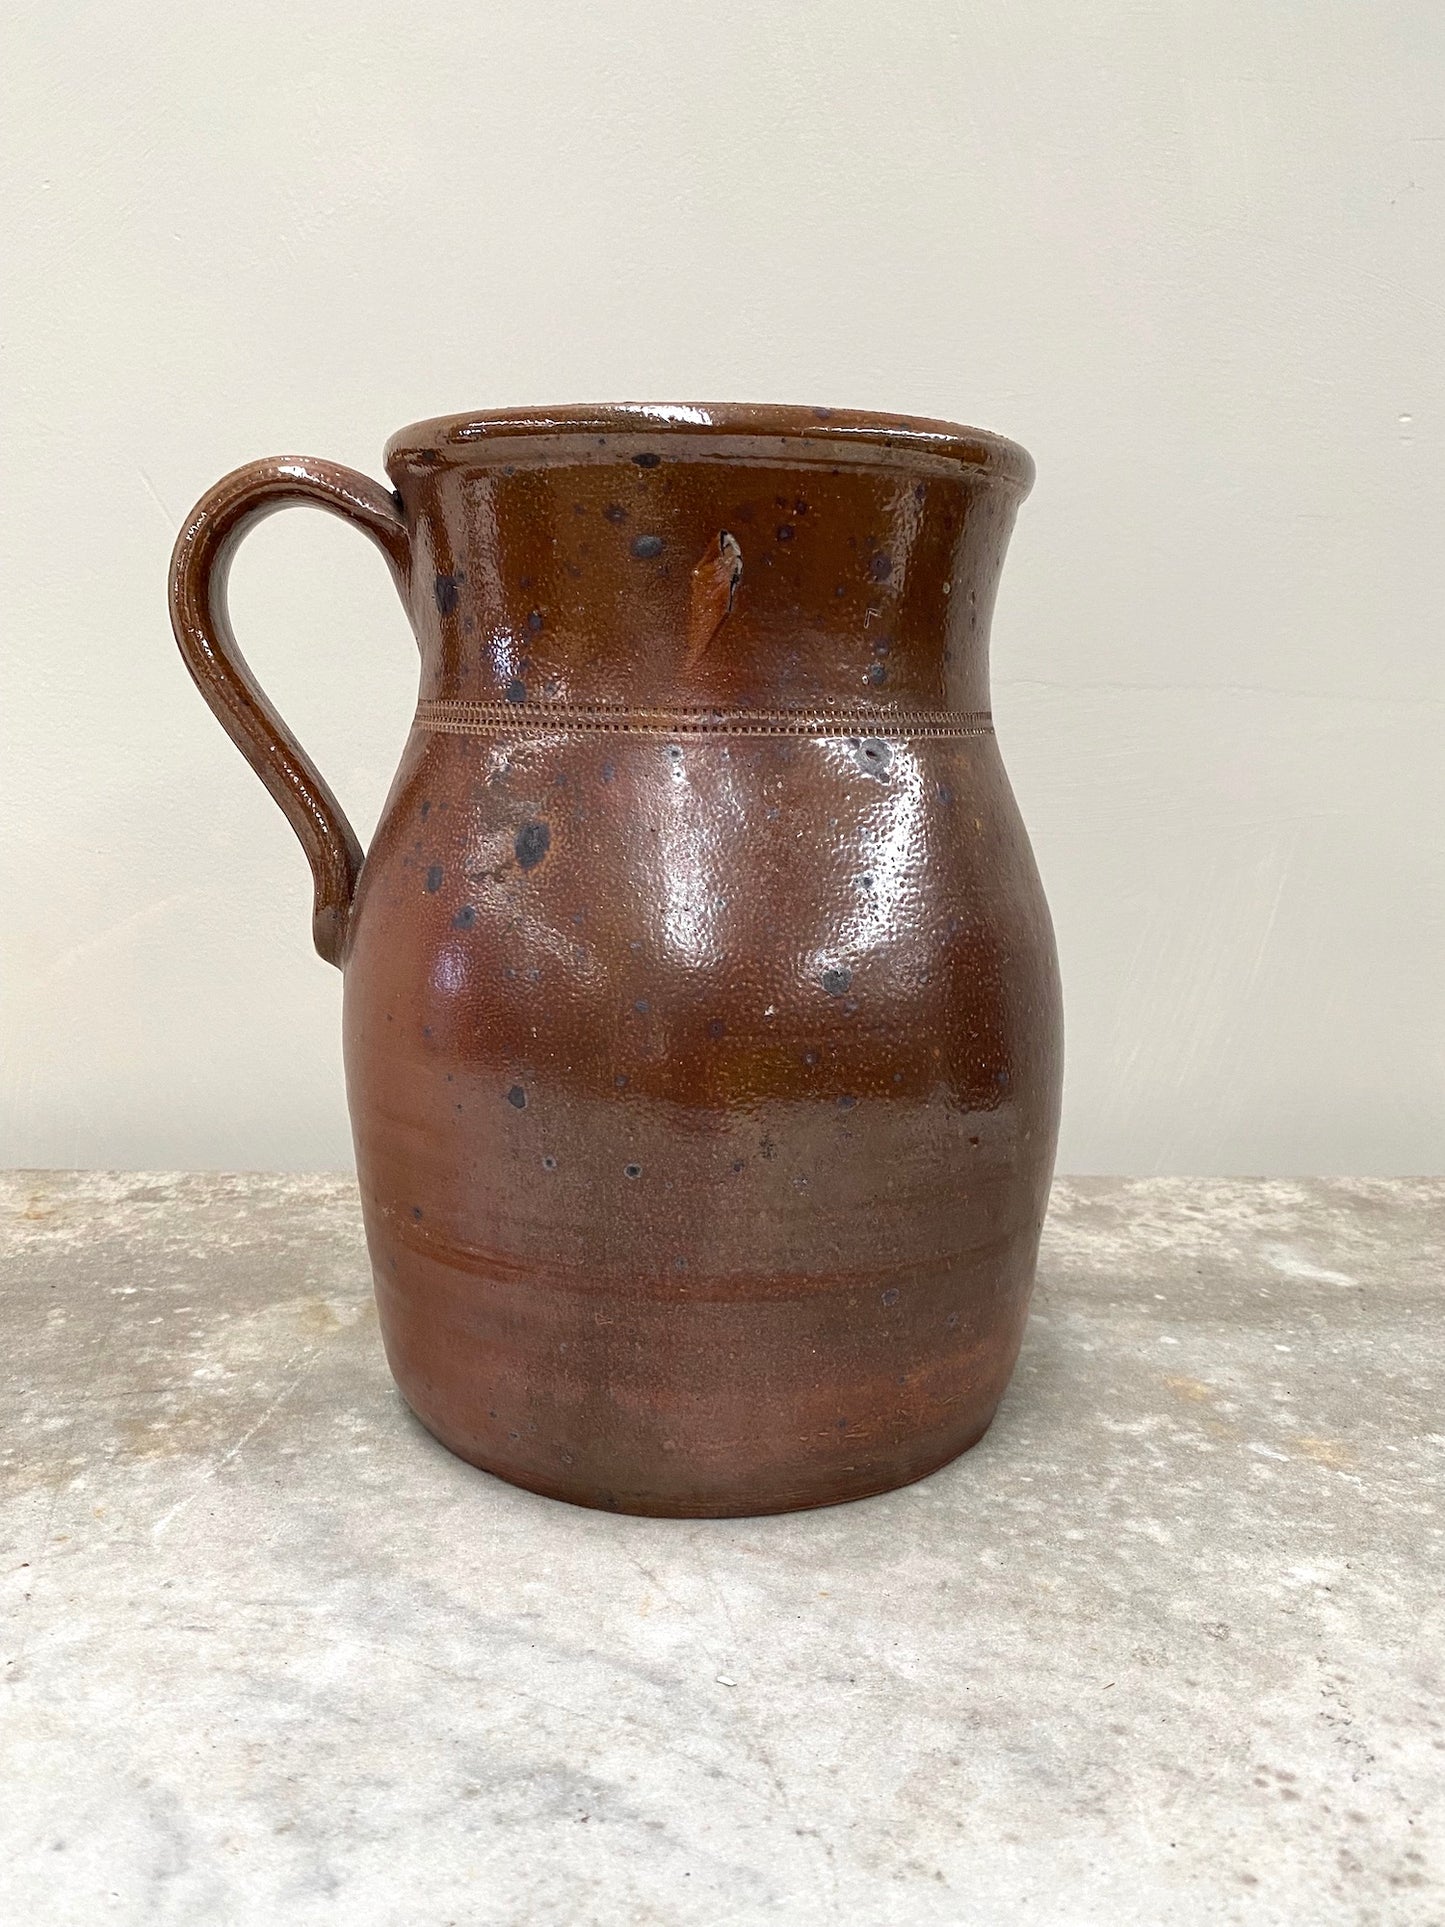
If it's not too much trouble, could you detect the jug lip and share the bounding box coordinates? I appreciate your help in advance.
[384,403,1034,495]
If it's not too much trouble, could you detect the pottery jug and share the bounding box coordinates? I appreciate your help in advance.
[170,404,1062,1517]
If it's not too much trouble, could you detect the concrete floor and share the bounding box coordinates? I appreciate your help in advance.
[1,1173,1441,1926]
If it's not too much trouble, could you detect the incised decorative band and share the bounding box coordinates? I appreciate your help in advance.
[415,699,993,741]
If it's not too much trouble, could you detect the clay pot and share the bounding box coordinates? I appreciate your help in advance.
[170,404,1061,1516]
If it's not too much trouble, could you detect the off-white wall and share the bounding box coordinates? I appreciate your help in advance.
[2,1,1441,1174]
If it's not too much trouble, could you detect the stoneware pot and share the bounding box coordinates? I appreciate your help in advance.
[170,404,1062,1517]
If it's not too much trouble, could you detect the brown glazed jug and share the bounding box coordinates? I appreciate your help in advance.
[170,404,1062,1517]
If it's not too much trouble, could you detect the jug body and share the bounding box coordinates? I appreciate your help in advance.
[172,405,1062,1517]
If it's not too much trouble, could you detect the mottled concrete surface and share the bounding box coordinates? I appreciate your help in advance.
[1,1175,1441,1927]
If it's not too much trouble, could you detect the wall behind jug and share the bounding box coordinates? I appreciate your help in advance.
[2,0,1441,1173]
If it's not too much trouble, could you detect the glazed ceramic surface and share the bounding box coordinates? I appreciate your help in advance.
[170,404,1062,1516]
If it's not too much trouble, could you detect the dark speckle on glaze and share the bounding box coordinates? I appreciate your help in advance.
[603,503,628,525]
[506,1085,527,1110]
[424,864,443,893]
[624,1162,643,1178]
[434,572,462,615]
[853,738,893,779]
[869,552,894,582]
[631,452,661,468]
[505,678,527,705]
[515,821,551,870]
[630,534,664,559]
[451,905,476,931]
[821,967,853,996]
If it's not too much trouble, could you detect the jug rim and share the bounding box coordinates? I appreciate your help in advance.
[384,403,1034,495]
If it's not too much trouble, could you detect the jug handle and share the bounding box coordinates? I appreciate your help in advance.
[169,458,412,968]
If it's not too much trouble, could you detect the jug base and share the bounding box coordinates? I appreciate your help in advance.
[393,1389,1001,1518]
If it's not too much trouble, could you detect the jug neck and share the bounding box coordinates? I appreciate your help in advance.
[387,406,1032,718]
